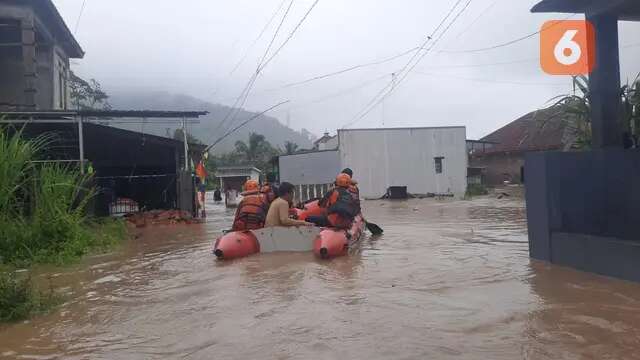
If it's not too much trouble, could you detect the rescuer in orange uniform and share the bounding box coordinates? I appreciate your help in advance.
[316,173,360,229]
[231,180,270,231]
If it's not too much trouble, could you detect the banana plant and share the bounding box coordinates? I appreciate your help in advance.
[546,74,640,150]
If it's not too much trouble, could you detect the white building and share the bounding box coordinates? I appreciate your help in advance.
[313,132,338,150]
[338,127,468,199]
[279,150,341,185]
[278,126,468,200]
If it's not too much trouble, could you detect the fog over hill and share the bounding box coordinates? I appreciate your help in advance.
[108,91,315,153]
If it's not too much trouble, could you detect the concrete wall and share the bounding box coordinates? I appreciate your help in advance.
[0,4,69,110]
[470,152,524,186]
[339,127,468,199]
[279,150,341,185]
[525,149,640,282]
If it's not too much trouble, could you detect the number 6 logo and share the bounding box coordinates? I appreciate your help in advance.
[541,20,595,75]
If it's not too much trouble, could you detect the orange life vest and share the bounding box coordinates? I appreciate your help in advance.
[232,193,269,231]
[326,187,360,219]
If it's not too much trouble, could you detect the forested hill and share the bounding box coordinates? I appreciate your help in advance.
[108,91,315,153]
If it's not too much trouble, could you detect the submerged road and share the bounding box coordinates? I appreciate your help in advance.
[2,195,640,359]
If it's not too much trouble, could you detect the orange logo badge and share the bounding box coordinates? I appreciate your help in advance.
[540,20,595,75]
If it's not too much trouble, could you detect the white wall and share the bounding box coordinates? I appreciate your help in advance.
[279,150,341,185]
[52,47,69,110]
[318,136,338,150]
[338,127,467,199]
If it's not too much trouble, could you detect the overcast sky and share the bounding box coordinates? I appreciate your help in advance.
[53,0,640,139]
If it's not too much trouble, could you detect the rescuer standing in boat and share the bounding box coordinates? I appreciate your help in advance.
[265,182,312,227]
[231,180,270,231]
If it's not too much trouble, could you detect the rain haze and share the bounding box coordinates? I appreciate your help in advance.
[54,0,640,140]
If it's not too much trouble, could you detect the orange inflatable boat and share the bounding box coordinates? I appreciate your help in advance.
[213,200,366,260]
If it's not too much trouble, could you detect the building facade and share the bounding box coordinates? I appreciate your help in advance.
[338,127,468,199]
[0,0,83,111]
[469,107,574,186]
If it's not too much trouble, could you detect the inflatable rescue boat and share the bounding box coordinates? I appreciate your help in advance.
[213,200,366,260]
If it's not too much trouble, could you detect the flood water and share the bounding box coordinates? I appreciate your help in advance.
[3,195,640,359]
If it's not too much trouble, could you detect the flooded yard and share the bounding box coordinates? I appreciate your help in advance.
[2,196,640,359]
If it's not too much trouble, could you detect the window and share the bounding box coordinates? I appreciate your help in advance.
[434,157,444,174]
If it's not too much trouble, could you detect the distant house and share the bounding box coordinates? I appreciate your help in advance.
[215,166,262,207]
[313,132,338,150]
[0,0,84,111]
[469,107,575,186]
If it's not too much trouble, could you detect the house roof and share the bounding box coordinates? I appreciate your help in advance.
[313,132,335,145]
[0,110,209,119]
[477,107,574,154]
[531,0,640,21]
[29,0,85,58]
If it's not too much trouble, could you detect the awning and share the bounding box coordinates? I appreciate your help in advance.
[531,0,640,21]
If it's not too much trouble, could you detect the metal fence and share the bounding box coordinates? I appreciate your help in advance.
[294,183,333,204]
[94,174,178,216]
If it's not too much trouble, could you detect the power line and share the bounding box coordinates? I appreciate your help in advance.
[257,0,296,71]
[259,0,322,72]
[453,0,500,40]
[415,71,569,87]
[439,13,575,54]
[209,0,295,142]
[74,0,87,34]
[215,46,418,101]
[277,46,419,89]
[427,57,538,69]
[345,0,475,128]
[285,73,392,110]
[228,0,289,77]
[344,0,467,128]
[204,100,290,152]
[220,0,322,138]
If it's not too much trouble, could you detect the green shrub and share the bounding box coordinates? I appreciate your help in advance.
[465,184,489,198]
[0,271,58,322]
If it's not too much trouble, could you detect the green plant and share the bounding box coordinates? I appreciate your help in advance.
[283,141,299,155]
[0,128,126,266]
[548,74,640,149]
[0,271,58,323]
[465,184,489,199]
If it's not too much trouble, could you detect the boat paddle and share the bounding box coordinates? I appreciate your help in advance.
[365,221,383,235]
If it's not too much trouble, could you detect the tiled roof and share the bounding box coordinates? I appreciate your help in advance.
[478,107,574,154]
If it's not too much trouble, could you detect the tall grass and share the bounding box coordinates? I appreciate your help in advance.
[0,126,127,322]
[0,126,124,266]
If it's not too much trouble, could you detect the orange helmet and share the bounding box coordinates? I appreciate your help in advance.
[244,179,259,192]
[335,173,352,188]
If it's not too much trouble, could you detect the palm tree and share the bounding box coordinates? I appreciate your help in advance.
[234,133,269,163]
[283,141,299,155]
[233,133,280,173]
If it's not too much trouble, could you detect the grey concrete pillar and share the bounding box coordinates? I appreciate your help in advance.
[587,13,621,148]
[21,15,37,110]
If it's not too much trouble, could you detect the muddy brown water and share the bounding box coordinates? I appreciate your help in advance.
[2,196,640,359]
